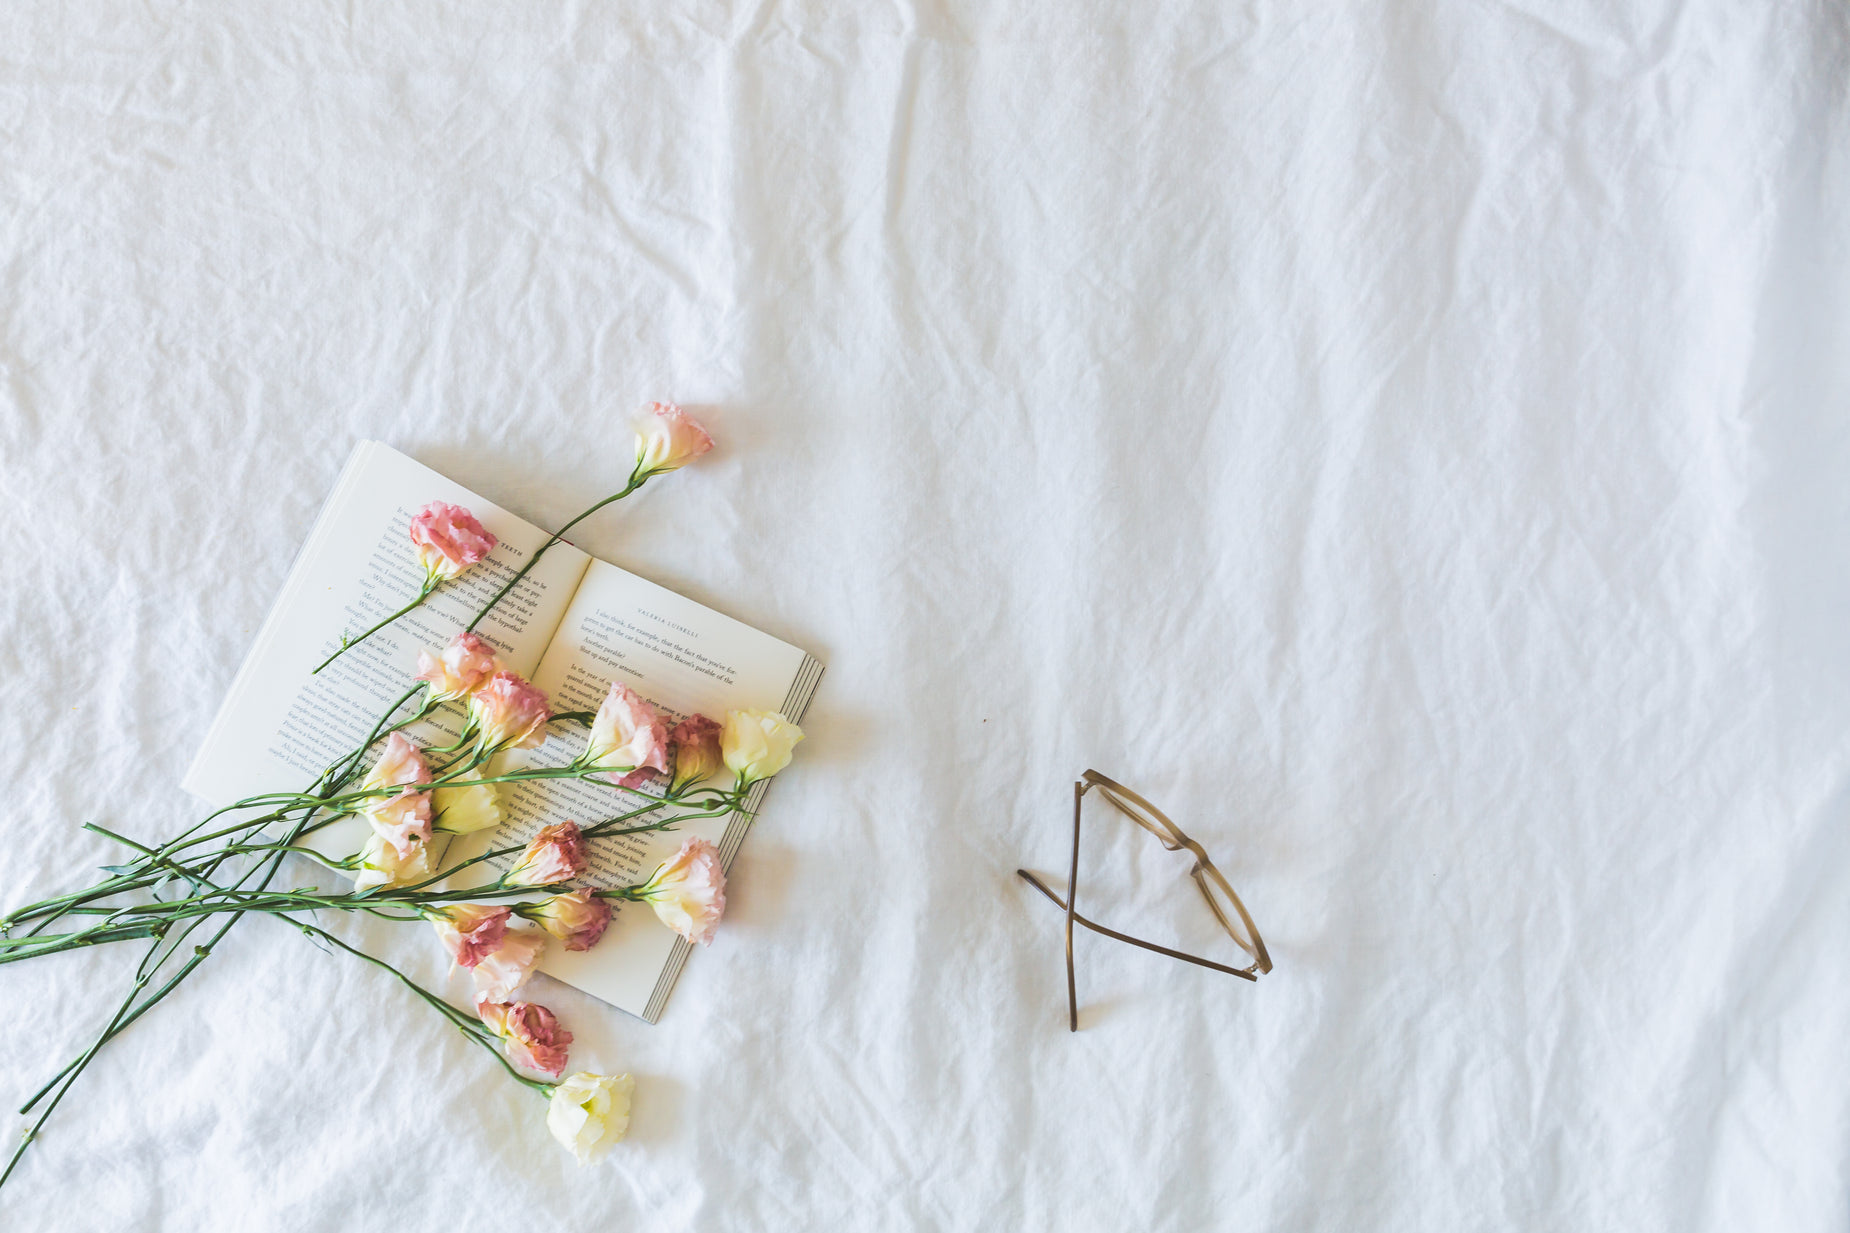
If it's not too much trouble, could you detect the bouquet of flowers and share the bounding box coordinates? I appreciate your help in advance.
[0,405,804,1184]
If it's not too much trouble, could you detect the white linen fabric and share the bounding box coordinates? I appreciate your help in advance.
[1,3,1846,1229]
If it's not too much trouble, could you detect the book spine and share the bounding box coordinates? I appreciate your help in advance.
[640,652,827,1024]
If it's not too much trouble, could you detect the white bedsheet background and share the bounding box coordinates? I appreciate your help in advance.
[2,3,1847,1228]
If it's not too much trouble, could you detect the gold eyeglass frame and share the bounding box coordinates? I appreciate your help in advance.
[1017,769,1271,1031]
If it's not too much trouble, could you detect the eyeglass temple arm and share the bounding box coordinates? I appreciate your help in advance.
[1016,869,1260,983]
[1064,779,1082,1032]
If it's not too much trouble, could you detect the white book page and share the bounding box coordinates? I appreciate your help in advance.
[445,557,812,1018]
[182,441,591,862]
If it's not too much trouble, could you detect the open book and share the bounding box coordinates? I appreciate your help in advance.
[183,441,823,1022]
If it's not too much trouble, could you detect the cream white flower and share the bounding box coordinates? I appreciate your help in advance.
[639,837,726,946]
[352,832,436,892]
[547,1071,634,1163]
[431,774,501,835]
[720,709,803,786]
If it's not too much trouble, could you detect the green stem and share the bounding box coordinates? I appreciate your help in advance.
[313,579,438,675]
[0,786,742,963]
[0,960,155,1187]
[5,689,437,937]
[2,698,689,940]
[389,800,733,896]
[4,697,398,1146]
[0,800,739,955]
[291,921,553,1095]
[217,760,667,833]
[4,479,668,1179]
[462,473,643,637]
[319,686,433,799]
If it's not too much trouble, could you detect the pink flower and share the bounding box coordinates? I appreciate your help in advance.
[478,1000,573,1079]
[518,889,613,952]
[583,683,669,783]
[409,501,497,584]
[668,714,723,793]
[633,402,714,476]
[426,903,510,968]
[471,927,548,1002]
[612,766,655,791]
[640,837,726,946]
[469,670,551,752]
[416,631,502,704]
[505,821,586,888]
[360,733,432,858]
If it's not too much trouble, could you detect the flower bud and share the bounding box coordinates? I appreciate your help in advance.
[668,714,722,793]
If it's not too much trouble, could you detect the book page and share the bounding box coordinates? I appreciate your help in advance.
[445,557,819,1018]
[182,441,591,862]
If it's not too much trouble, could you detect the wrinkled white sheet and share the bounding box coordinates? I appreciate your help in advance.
[2,3,1848,1229]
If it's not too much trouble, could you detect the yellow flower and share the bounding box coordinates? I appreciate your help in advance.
[720,709,803,786]
[431,774,501,835]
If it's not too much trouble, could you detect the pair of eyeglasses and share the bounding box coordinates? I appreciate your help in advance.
[1017,770,1271,1031]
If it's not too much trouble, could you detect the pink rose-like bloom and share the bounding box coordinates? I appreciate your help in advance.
[506,821,586,888]
[361,733,432,859]
[520,889,613,952]
[668,714,723,793]
[583,683,669,783]
[633,402,714,476]
[469,671,551,752]
[478,1000,574,1079]
[471,928,548,1002]
[640,837,727,946]
[427,903,510,969]
[409,501,497,584]
[416,631,502,704]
